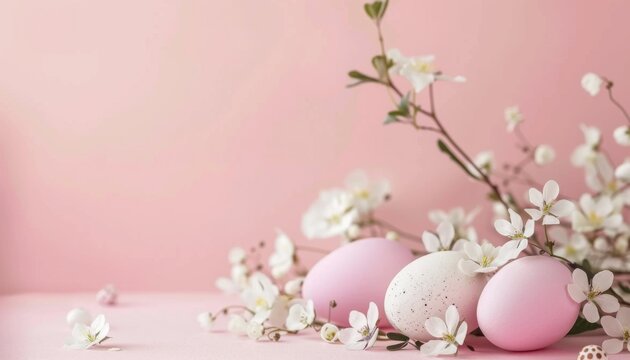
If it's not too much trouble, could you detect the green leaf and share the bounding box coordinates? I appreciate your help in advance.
[364,1,388,20]
[437,139,479,180]
[619,282,630,293]
[384,114,398,124]
[397,93,410,116]
[386,332,409,341]
[567,317,601,335]
[347,70,381,88]
[581,259,594,277]
[371,55,392,81]
[386,342,408,351]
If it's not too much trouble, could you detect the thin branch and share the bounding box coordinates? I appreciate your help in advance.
[607,84,630,124]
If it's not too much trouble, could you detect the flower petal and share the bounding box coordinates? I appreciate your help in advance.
[422,232,441,252]
[348,310,367,331]
[567,284,587,303]
[594,294,620,314]
[425,316,448,338]
[337,328,360,345]
[523,219,535,237]
[455,321,468,345]
[529,188,543,207]
[437,222,455,247]
[583,301,600,323]
[445,305,459,334]
[458,259,480,276]
[420,340,450,356]
[508,209,523,231]
[617,307,630,328]
[366,302,379,329]
[525,208,542,221]
[494,219,514,237]
[463,241,482,261]
[601,315,624,337]
[550,200,574,217]
[572,268,590,292]
[602,338,624,354]
[542,180,560,203]
[542,215,560,225]
[592,270,614,292]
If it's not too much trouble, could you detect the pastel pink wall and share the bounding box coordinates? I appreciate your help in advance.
[0,0,628,293]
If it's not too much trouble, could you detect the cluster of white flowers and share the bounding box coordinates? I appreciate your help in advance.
[301,170,391,241]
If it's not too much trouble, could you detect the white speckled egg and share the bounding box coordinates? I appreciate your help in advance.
[578,345,607,360]
[384,251,487,341]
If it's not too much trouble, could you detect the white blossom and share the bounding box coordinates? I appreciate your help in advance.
[422,222,466,252]
[601,307,630,354]
[338,302,379,350]
[525,180,574,225]
[215,264,248,294]
[284,277,304,296]
[65,314,110,350]
[345,170,391,213]
[547,227,590,263]
[504,106,523,132]
[494,208,535,241]
[227,314,249,336]
[285,300,315,331]
[572,194,622,233]
[242,272,279,323]
[320,323,340,343]
[567,269,620,323]
[616,162,630,183]
[246,321,265,340]
[428,207,479,241]
[468,151,494,178]
[614,126,630,146]
[586,155,621,195]
[421,305,468,356]
[571,124,601,167]
[385,231,399,241]
[269,230,295,279]
[458,240,527,276]
[534,145,556,166]
[228,247,247,265]
[581,73,604,96]
[302,189,359,239]
[197,312,214,331]
[387,49,465,93]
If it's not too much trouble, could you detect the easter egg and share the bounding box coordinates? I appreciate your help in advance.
[578,345,607,360]
[477,255,579,351]
[66,308,92,327]
[384,251,487,341]
[302,238,415,327]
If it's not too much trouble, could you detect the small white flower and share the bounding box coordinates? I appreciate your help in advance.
[242,272,279,323]
[65,314,110,350]
[320,323,340,343]
[197,312,214,331]
[616,162,630,183]
[215,264,248,294]
[422,222,466,252]
[302,189,359,239]
[227,314,249,335]
[387,49,465,93]
[534,145,556,166]
[571,124,601,167]
[246,320,265,340]
[421,305,468,356]
[269,230,295,279]
[346,224,362,240]
[547,227,590,263]
[494,208,535,241]
[567,268,620,323]
[385,231,399,241]
[581,72,604,96]
[284,277,304,296]
[525,180,574,225]
[504,106,523,132]
[586,154,621,195]
[458,240,527,276]
[467,151,494,178]
[285,300,315,331]
[428,207,479,241]
[614,126,630,146]
[601,307,630,354]
[338,302,379,351]
[572,194,622,233]
[228,247,247,265]
[594,235,630,272]
[66,308,92,328]
[345,170,391,213]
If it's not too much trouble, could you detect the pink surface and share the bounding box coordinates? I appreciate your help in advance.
[1,0,630,293]
[302,238,415,327]
[0,292,614,359]
[477,256,580,351]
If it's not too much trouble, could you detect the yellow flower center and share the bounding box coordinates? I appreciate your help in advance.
[255,297,268,309]
[413,61,434,74]
[442,333,456,344]
[587,212,603,227]
[587,290,600,301]
[360,326,370,337]
[354,189,370,199]
[480,255,493,267]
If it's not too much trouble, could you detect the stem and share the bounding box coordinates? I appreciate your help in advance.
[295,245,329,255]
[606,83,630,124]
[371,217,422,242]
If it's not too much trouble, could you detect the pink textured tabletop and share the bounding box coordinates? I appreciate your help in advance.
[0,293,620,359]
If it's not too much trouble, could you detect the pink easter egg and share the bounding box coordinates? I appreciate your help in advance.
[477,255,580,351]
[302,238,415,327]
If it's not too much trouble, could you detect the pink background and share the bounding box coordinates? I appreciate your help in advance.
[0,0,628,293]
